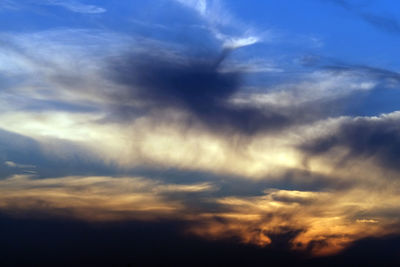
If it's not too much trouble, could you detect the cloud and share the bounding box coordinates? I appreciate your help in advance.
[106,49,292,135]
[216,33,260,49]
[322,63,400,85]
[2,28,400,183]
[4,161,17,168]
[0,175,399,255]
[173,0,261,49]
[0,174,216,221]
[1,29,396,179]
[1,15,400,260]
[0,0,106,13]
[324,0,400,34]
[4,160,35,170]
[175,0,207,15]
[188,185,400,256]
[2,211,399,265]
[3,173,400,257]
[0,213,310,266]
[360,12,400,34]
[105,46,389,138]
[0,29,132,114]
[301,54,400,85]
[0,0,21,10]
[40,0,106,14]
[233,70,378,109]
[302,111,400,172]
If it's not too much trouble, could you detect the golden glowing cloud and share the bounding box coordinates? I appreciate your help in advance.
[0,175,216,221]
[1,73,400,256]
[187,186,400,256]
[1,172,400,256]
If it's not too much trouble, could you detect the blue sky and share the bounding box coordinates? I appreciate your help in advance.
[3,0,400,68]
[1,0,400,263]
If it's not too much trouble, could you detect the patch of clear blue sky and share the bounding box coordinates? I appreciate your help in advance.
[228,0,400,69]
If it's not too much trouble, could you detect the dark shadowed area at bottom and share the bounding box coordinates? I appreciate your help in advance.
[0,213,399,266]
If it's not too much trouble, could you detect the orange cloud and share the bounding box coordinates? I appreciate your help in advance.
[1,175,399,256]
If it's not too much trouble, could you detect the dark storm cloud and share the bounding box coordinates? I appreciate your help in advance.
[2,212,399,266]
[311,234,400,266]
[324,0,400,34]
[0,213,309,266]
[105,46,365,135]
[302,114,400,171]
[106,49,292,135]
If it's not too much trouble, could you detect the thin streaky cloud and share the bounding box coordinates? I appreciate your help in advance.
[173,0,261,49]
[40,0,106,14]
[0,0,21,10]
[1,1,400,263]
[324,0,400,34]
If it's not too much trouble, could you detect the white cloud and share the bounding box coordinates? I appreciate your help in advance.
[217,34,259,49]
[4,161,17,167]
[4,161,35,169]
[231,70,378,109]
[0,0,21,10]
[42,0,106,14]
[1,29,399,181]
[176,0,207,15]
[173,0,261,49]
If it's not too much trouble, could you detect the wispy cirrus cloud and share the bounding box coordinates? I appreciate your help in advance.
[40,0,106,14]
[2,3,400,257]
[2,171,400,257]
[0,174,216,220]
[173,0,262,49]
[0,0,21,10]
[324,0,400,34]
[1,29,398,178]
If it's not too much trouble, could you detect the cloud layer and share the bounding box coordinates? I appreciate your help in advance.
[1,0,400,260]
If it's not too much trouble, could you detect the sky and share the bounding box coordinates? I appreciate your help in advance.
[1,0,400,265]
